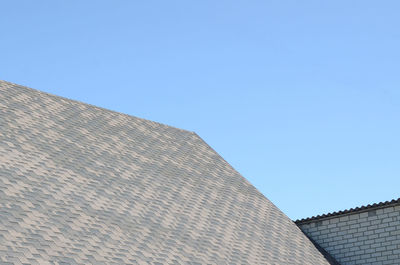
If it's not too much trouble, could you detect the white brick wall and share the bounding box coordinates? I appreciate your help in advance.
[297,205,400,265]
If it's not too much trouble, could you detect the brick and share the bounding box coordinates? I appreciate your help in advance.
[383,207,395,214]
[382,217,394,223]
[297,204,400,265]
[360,212,369,218]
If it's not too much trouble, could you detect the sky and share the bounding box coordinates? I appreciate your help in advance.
[1,1,399,220]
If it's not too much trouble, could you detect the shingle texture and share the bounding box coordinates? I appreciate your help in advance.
[0,80,330,265]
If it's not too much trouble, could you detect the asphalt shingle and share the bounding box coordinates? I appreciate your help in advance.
[0,80,331,264]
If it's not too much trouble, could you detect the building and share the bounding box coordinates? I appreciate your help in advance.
[296,198,400,265]
[0,80,398,264]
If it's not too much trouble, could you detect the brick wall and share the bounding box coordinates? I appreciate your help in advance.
[297,204,400,265]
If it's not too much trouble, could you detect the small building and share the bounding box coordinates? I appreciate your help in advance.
[296,198,400,265]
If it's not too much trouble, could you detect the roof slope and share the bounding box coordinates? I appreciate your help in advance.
[0,80,330,265]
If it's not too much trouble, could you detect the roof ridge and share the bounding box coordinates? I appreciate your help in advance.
[0,79,194,135]
[295,197,400,224]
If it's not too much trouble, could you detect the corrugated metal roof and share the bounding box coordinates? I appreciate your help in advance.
[295,198,400,224]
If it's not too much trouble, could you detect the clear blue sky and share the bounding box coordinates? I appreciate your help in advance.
[1,1,399,220]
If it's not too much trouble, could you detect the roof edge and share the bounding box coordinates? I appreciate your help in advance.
[295,198,400,224]
[303,233,341,265]
[0,79,194,135]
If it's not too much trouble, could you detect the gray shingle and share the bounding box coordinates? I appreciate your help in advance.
[0,80,330,264]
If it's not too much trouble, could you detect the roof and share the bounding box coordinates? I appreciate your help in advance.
[0,80,331,265]
[295,198,400,224]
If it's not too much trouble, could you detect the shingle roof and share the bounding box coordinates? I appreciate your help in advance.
[295,198,400,224]
[0,80,331,265]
